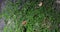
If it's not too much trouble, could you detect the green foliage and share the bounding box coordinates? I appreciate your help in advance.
[2,0,60,32]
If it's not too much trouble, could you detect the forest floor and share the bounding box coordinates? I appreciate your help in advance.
[0,0,60,32]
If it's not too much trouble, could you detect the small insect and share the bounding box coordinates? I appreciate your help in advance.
[38,2,43,7]
[22,20,27,32]
[22,20,27,25]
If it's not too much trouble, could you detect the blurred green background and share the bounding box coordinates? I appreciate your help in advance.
[1,0,60,32]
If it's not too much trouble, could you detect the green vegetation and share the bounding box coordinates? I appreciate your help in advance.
[2,0,60,32]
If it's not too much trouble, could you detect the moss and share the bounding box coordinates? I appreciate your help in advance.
[2,0,60,32]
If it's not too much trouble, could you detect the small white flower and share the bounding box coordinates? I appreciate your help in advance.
[38,2,43,7]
